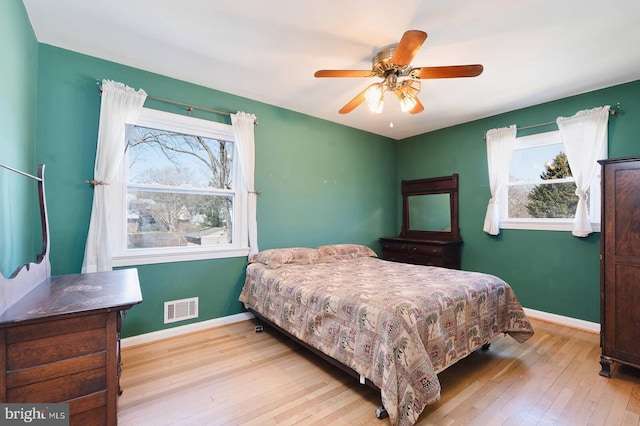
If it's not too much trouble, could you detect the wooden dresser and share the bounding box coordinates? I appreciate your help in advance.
[380,237,461,269]
[0,268,142,425]
[599,157,640,377]
[381,174,463,270]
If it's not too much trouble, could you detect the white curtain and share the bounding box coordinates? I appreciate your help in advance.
[82,80,147,273]
[231,112,259,258]
[556,105,610,237]
[483,125,517,235]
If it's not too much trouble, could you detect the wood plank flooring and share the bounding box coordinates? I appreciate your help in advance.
[118,318,640,425]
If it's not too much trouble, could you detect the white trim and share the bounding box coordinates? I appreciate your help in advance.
[131,107,233,139]
[121,312,255,348]
[516,130,561,148]
[113,246,249,267]
[523,307,600,334]
[501,219,601,233]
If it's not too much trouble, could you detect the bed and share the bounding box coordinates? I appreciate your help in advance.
[238,244,534,425]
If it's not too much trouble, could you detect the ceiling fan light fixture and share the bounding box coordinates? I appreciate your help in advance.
[398,94,418,113]
[395,78,421,112]
[404,79,421,97]
[365,83,384,113]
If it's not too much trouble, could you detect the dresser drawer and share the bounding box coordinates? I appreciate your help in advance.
[382,241,443,256]
[380,237,461,269]
[6,315,106,370]
[7,352,106,389]
[408,244,442,257]
[385,252,445,266]
[6,367,106,403]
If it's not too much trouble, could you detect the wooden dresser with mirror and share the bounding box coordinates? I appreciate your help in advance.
[380,174,462,269]
[0,163,142,425]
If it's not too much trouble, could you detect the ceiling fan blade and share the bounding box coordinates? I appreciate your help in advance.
[409,97,424,114]
[314,70,374,78]
[391,30,428,66]
[411,64,484,79]
[338,86,371,114]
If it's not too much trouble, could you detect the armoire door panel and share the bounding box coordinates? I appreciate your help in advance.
[614,169,640,257]
[604,264,640,364]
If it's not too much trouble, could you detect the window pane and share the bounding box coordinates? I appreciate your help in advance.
[127,125,234,189]
[508,182,579,218]
[500,130,602,231]
[510,143,569,182]
[127,190,233,249]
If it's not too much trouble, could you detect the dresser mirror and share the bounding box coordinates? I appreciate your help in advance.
[408,193,451,232]
[401,174,460,241]
[0,163,50,313]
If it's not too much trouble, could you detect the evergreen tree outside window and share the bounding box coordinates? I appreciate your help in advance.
[525,152,579,218]
[501,131,601,232]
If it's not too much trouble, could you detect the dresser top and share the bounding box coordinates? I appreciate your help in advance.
[0,268,142,326]
[380,236,463,245]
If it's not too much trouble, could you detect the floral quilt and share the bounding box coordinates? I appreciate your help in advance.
[239,254,533,426]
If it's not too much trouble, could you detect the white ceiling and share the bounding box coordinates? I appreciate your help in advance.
[22,0,640,140]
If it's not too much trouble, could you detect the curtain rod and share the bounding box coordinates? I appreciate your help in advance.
[0,163,42,182]
[483,104,620,140]
[97,81,258,125]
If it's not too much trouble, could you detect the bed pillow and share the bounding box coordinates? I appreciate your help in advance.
[317,244,377,260]
[249,247,335,269]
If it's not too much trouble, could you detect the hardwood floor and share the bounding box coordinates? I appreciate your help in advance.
[118,318,640,425]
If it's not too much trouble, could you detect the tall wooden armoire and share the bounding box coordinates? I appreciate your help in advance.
[599,156,640,377]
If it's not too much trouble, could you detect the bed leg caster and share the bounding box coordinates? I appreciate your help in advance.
[375,406,388,419]
[255,325,264,333]
[481,342,491,351]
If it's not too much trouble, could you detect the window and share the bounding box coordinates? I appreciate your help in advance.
[500,131,603,232]
[111,108,249,266]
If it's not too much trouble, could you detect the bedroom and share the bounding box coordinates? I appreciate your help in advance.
[1,0,640,424]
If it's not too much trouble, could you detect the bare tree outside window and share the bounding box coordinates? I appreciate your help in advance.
[126,126,234,249]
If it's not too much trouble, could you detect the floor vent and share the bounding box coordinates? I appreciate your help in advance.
[164,297,198,324]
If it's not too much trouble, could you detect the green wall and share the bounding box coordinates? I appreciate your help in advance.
[0,0,38,278]
[6,2,640,335]
[398,80,640,323]
[34,45,397,337]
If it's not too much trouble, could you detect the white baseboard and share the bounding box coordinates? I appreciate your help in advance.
[121,307,600,349]
[121,312,255,348]
[523,307,600,334]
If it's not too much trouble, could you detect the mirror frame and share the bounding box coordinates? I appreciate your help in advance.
[400,174,461,241]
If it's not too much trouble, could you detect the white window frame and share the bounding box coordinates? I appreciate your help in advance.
[110,108,249,267]
[500,130,602,232]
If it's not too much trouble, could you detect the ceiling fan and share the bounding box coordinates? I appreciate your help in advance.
[314,30,483,115]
